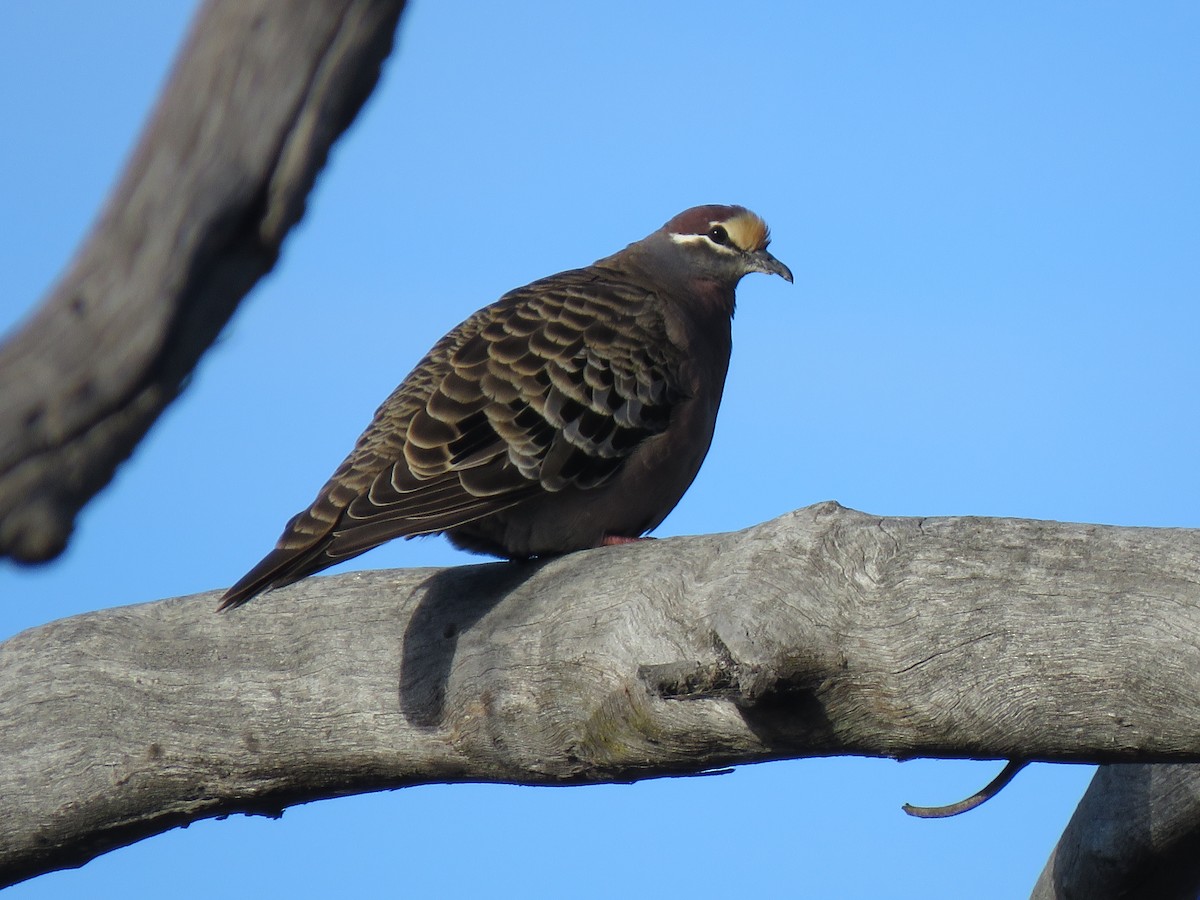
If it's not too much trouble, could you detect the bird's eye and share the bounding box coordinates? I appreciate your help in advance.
[708,225,730,246]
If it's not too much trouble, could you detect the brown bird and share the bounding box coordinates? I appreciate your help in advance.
[219,205,792,609]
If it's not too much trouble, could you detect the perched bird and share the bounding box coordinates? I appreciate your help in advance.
[219,205,792,609]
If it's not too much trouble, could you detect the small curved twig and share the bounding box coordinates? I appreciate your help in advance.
[903,759,1029,818]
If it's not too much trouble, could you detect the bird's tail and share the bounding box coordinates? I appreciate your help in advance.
[217,503,344,610]
[216,541,333,610]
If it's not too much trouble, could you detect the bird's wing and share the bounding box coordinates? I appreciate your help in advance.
[219,271,686,608]
[337,272,687,541]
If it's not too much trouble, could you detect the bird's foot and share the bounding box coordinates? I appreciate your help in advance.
[599,535,656,546]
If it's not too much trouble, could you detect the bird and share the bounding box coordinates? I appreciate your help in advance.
[219,205,792,609]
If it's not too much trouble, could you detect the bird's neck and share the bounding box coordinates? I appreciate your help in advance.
[602,248,739,322]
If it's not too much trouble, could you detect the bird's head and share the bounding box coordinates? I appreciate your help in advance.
[653,205,793,287]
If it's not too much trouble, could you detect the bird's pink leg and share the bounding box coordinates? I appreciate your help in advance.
[599,535,656,546]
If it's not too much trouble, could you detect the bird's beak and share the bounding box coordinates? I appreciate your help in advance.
[748,248,793,283]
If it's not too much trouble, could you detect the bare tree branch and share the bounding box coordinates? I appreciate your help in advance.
[1032,764,1200,900]
[0,0,406,564]
[2,503,1198,888]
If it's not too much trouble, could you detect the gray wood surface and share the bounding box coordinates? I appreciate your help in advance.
[0,0,406,563]
[2,503,1197,889]
[1033,764,1200,899]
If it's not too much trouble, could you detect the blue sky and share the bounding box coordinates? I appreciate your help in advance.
[2,2,1198,897]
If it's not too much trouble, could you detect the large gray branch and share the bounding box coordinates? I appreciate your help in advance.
[1033,764,1200,899]
[2,503,1198,889]
[0,0,406,563]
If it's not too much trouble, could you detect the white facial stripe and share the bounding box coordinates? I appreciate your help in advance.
[669,231,741,253]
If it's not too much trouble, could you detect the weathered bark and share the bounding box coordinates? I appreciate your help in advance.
[0,0,406,564]
[2,503,1198,888]
[1032,764,1200,900]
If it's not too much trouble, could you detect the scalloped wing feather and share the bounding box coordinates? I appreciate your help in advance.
[218,268,687,608]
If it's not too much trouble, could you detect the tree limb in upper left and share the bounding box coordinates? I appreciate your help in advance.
[0,0,407,564]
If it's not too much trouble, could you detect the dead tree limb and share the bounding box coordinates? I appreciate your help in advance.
[1032,764,1200,900]
[2,503,1198,888]
[0,0,406,564]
